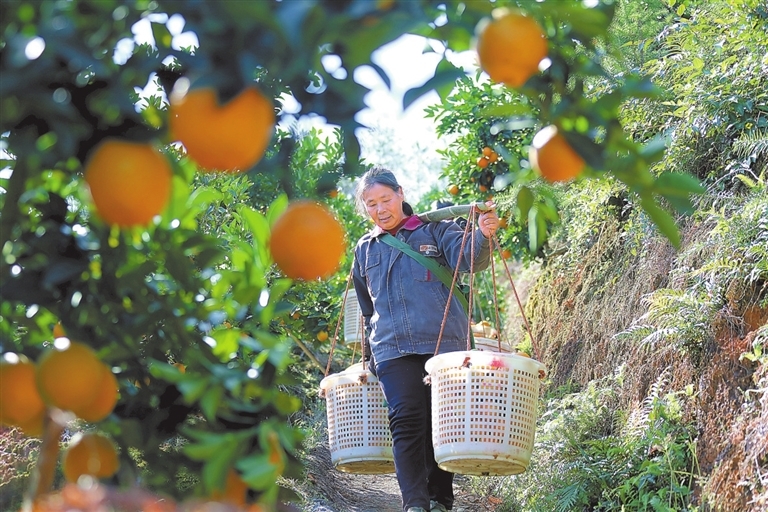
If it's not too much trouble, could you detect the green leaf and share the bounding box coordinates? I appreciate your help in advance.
[640,196,681,248]
[178,377,211,404]
[528,207,540,253]
[151,21,173,49]
[211,327,242,360]
[403,60,465,110]
[237,453,278,491]
[654,172,705,196]
[200,385,225,421]
[517,186,534,224]
[267,194,290,226]
[237,205,270,247]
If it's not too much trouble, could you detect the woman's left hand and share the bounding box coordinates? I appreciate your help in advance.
[477,201,500,239]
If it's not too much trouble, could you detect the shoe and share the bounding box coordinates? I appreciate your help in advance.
[430,501,449,512]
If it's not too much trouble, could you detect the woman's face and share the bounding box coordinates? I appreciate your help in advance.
[362,183,406,231]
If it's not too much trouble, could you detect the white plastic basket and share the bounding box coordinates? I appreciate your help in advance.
[472,336,512,353]
[425,350,546,476]
[343,289,363,347]
[319,362,394,474]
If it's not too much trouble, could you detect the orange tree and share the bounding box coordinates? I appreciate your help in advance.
[0,0,707,508]
[426,1,706,257]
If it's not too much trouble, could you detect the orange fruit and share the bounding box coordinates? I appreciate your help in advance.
[316,330,329,342]
[16,409,46,438]
[328,189,339,198]
[210,468,248,505]
[488,151,499,163]
[501,248,512,260]
[84,139,172,227]
[62,432,120,483]
[169,86,275,173]
[477,157,489,169]
[529,125,586,182]
[53,322,66,339]
[478,184,488,193]
[269,201,346,280]
[448,184,459,196]
[0,354,46,426]
[499,217,508,228]
[482,146,494,157]
[74,364,119,423]
[173,362,186,373]
[36,340,104,413]
[477,10,548,88]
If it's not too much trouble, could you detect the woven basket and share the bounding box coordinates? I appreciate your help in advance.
[319,362,394,474]
[425,351,546,476]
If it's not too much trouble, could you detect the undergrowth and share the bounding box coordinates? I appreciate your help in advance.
[485,367,699,512]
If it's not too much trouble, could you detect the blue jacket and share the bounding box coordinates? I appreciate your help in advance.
[352,215,491,364]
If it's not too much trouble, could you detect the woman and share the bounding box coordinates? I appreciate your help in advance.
[352,167,500,512]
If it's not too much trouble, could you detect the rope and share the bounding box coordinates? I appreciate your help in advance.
[434,207,476,355]
[325,264,355,377]
[466,207,478,350]
[492,235,540,360]
[488,241,504,351]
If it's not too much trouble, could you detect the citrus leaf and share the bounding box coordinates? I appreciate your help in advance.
[517,186,534,224]
[403,60,465,110]
[640,196,681,248]
[200,385,225,421]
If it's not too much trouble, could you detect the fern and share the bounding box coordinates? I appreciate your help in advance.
[553,481,587,512]
[733,128,768,165]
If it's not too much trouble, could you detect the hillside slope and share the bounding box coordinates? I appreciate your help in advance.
[517,186,767,511]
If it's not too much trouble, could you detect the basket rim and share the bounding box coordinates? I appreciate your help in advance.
[424,350,546,376]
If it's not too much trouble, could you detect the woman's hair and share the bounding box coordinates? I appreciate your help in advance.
[354,166,414,216]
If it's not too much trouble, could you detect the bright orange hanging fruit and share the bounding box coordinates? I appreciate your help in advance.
[529,125,586,183]
[169,86,275,173]
[477,10,548,88]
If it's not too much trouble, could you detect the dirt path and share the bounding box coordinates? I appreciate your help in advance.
[295,442,501,512]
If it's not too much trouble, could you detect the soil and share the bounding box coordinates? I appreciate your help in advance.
[294,442,500,512]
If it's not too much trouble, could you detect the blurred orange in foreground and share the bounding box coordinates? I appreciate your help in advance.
[529,125,586,183]
[169,86,275,173]
[477,10,548,88]
[84,139,172,227]
[29,482,270,511]
[269,201,346,280]
[0,354,46,434]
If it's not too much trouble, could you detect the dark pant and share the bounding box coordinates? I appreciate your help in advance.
[376,354,454,511]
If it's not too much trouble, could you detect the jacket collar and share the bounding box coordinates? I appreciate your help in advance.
[371,215,424,238]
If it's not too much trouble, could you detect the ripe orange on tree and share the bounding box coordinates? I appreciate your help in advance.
[529,125,586,182]
[477,157,490,169]
[210,468,248,506]
[36,340,105,413]
[501,248,512,260]
[482,146,494,157]
[84,139,172,227]
[53,322,66,339]
[75,364,119,423]
[62,432,120,483]
[448,184,460,196]
[316,330,329,342]
[0,354,46,430]
[169,86,275,173]
[488,151,499,163]
[476,10,548,88]
[269,200,346,280]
